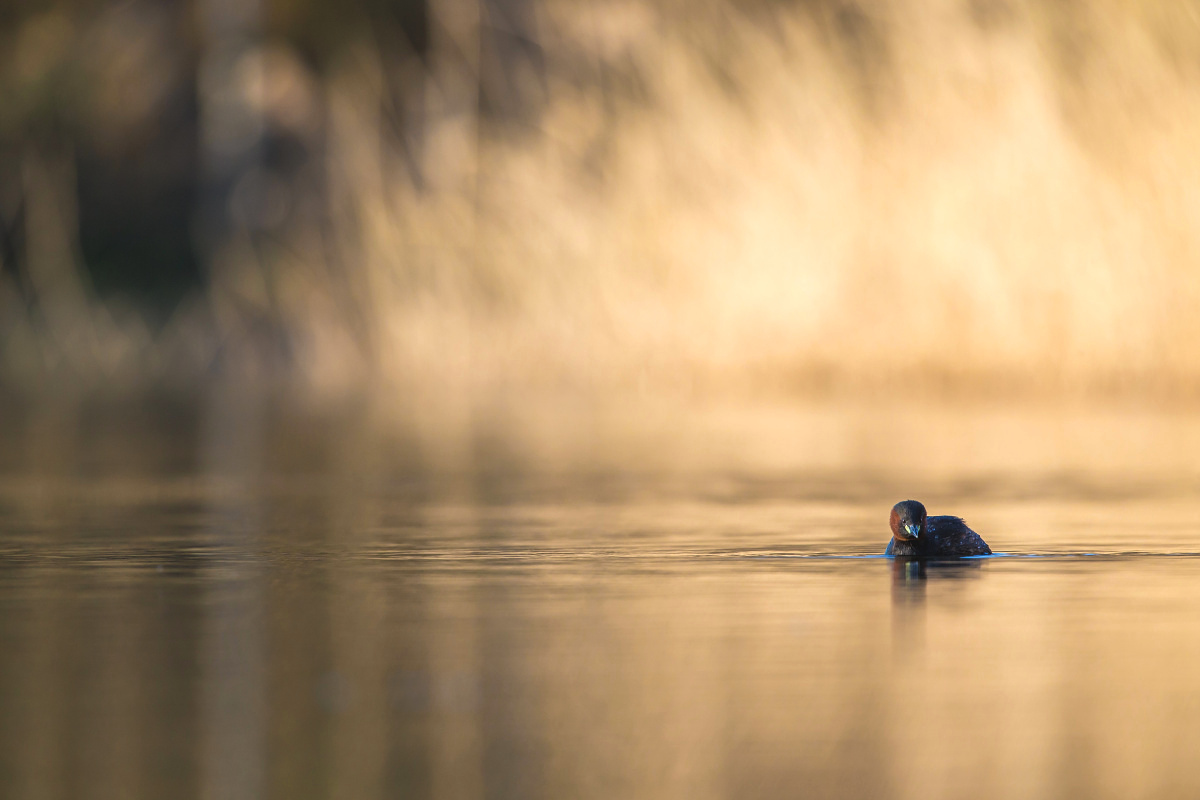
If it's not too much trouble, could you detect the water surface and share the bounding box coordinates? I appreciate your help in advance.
[4,396,1200,800]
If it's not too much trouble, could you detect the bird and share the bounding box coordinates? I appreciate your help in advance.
[885,500,991,557]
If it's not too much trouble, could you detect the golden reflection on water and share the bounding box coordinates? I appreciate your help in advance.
[4,395,1200,799]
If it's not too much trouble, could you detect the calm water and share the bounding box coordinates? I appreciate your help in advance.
[5,395,1200,799]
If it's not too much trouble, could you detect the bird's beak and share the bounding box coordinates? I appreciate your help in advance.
[905,523,920,539]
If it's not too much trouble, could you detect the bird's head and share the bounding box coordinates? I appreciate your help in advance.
[890,500,927,542]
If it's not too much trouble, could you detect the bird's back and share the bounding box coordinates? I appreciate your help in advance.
[924,515,991,556]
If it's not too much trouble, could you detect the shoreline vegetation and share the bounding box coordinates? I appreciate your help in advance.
[5,0,1200,404]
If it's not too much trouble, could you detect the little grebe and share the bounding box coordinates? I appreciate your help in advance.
[885,500,991,557]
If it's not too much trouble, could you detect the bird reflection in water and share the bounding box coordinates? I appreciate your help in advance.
[890,557,985,656]
[891,556,985,596]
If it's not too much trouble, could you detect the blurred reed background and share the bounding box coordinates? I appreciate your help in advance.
[4,0,1200,402]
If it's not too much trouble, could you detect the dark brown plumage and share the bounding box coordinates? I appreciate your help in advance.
[885,500,991,557]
